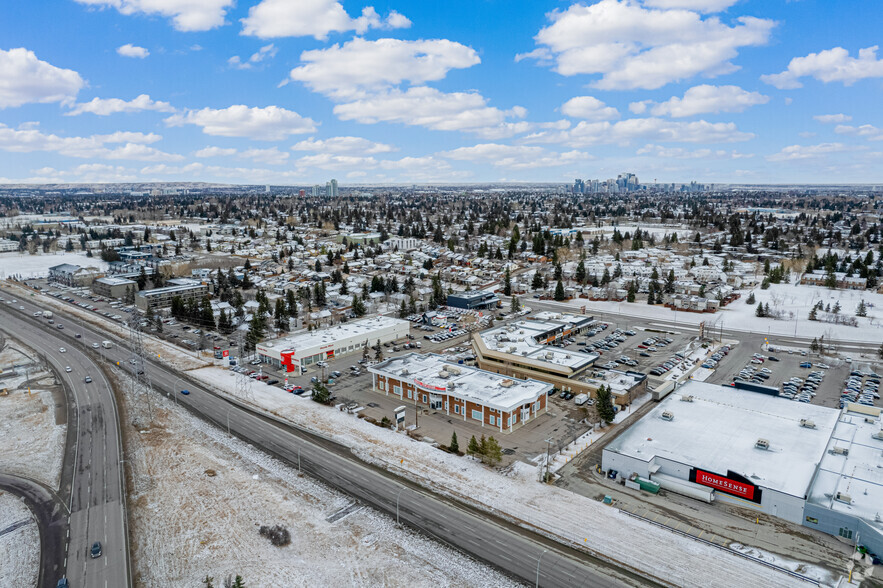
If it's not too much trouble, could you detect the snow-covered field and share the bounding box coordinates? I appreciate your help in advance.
[0,339,66,489]
[0,252,107,279]
[558,282,883,345]
[115,368,515,588]
[0,492,39,588]
[188,366,823,587]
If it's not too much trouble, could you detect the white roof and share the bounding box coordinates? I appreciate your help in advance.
[261,315,408,354]
[479,320,597,371]
[370,353,550,412]
[808,408,883,534]
[606,381,840,498]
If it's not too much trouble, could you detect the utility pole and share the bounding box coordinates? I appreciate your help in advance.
[127,314,154,425]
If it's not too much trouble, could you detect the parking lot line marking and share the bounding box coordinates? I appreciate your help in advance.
[697,530,704,539]
[653,513,660,522]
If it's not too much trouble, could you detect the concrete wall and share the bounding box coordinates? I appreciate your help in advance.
[804,502,883,556]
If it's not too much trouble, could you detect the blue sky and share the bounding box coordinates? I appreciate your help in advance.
[1,0,882,185]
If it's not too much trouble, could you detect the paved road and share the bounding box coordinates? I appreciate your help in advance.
[0,304,130,588]
[3,284,655,588]
[0,473,68,588]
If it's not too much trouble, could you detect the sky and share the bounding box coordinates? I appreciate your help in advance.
[0,0,882,186]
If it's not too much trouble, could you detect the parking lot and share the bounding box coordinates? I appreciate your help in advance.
[707,345,853,409]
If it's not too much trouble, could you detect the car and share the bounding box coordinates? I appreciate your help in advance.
[91,541,102,558]
[180,389,190,395]
[92,342,100,349]
[57,324,64,329]
[799,362,812,368]
[59,347,66,353]
[84,377,92,383]
[331,371,342,378]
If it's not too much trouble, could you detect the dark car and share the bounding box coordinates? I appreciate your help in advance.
[266,379,279,385]
[180,389,190,395]
[91,541,102,558]
[767,356,779,362]
[75,333,82,338]
[84,376,92,383]
[56,580,69,588]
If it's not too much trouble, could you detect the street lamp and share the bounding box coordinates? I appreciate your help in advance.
[536,549,548,588]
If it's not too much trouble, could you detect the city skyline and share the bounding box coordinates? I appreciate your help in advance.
[1,1,882,185]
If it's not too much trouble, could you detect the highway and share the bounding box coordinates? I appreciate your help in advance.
[0,305,130,588]
[1,283,655,588]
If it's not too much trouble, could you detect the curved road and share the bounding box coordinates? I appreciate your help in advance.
[0,473,68,587]
[2,284,654,588]
[0,304,130,588]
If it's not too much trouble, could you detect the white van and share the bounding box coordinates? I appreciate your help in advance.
[574,393,589,406]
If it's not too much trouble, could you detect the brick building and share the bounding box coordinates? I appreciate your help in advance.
[368,353,551,434]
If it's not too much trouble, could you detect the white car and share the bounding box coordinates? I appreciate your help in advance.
[65,366,72,373]
[59,347,66,353]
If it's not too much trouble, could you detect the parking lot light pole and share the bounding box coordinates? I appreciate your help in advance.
[536,549,548,588]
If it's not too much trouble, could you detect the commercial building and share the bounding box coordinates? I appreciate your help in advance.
[0,239,18,252]
[91,276,137,299]
[135,279,208,311]
[368,353,551,433]
[472,313,602,397]
[447,290,500,311]
[602,381,883,555]
[257,315,410,372]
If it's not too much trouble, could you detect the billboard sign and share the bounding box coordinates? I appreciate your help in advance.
[691,468,760,502]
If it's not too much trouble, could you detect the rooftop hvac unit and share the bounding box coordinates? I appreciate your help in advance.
[400,368,409,376]
[448,382,456,390]
[865,417,878,424]
[500,379,515,388]
[834,492,852,504]
[438,370,449,379]
[446,366,461,375]
[508,346,517,353]
[661,411,674,421]
[680,395,694,402]
[755,439,770,450]
[799,419,816,429]
[565,354,572,359]
[831,446,849,456]
[545,352,554,359]
[872,431,883,441]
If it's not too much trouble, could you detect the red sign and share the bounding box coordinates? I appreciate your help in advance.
[414,379,446,392]
[694,469,755,500]
[222,349,229,358]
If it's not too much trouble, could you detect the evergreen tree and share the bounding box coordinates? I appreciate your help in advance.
[832,301,841,314]
[810,337,819,352]
[311,381,331,404]
[232,576,245,588]
[575,260,586,284]
[137,265,148,290]
[399,299,408,318]
[449,431,459,453]
[755,302,765,317]
[856,299,868,317]
[531,271,544,290]
[554,280,565,301]
[596,385,616,424]
[467,435,480,456]
[352,295,366,317]
[760,277,770,289]
[203,575,215,588]
[510,295,520,314]
[482,436,503,466]
[664,269,675,294]
[746,292,755,304]
[502,267,512,296]
[274,298,288,331]
[808,306,818,321]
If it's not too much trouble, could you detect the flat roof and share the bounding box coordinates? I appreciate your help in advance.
[138,283,207,297]
[807,407,883,535]
[479,320,597,371]
[94,276,136,286]
[261,315,409,354]
[605,381,840,498]
[370,352,550,412]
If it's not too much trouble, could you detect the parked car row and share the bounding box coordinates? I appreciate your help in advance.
[700,345,731,369]
[648,351,689,377]
[781,370,825,403]
[841,370,880,408]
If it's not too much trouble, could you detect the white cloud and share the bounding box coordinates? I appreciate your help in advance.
[636,143,753,159]
[834,124,883,141]
[522,117,753,147]
[0,123,180,160]
[241,0,410,40]
[766,143,851,162]
[642,0,739,11]
[813,113,852,124]
[291,136,396,154]
[633,84,768,117]
[228,43,277,70]
[441,143,593,170]
[334,87,526,136]
[117,43,149,58]
[289,38,479,99]
[560,96,619,121]
[294,153,379,171]
[165,105,317,141]
[520,0,774,90]
[65,94,175,116]
[194,146,237,158]
[762,46,883,89]
[74,0,233,32]
[239,147,289,165]
[0,48,84,109]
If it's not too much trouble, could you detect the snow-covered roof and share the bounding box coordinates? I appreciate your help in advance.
[605,381,840,498]
[370,352,550,412]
